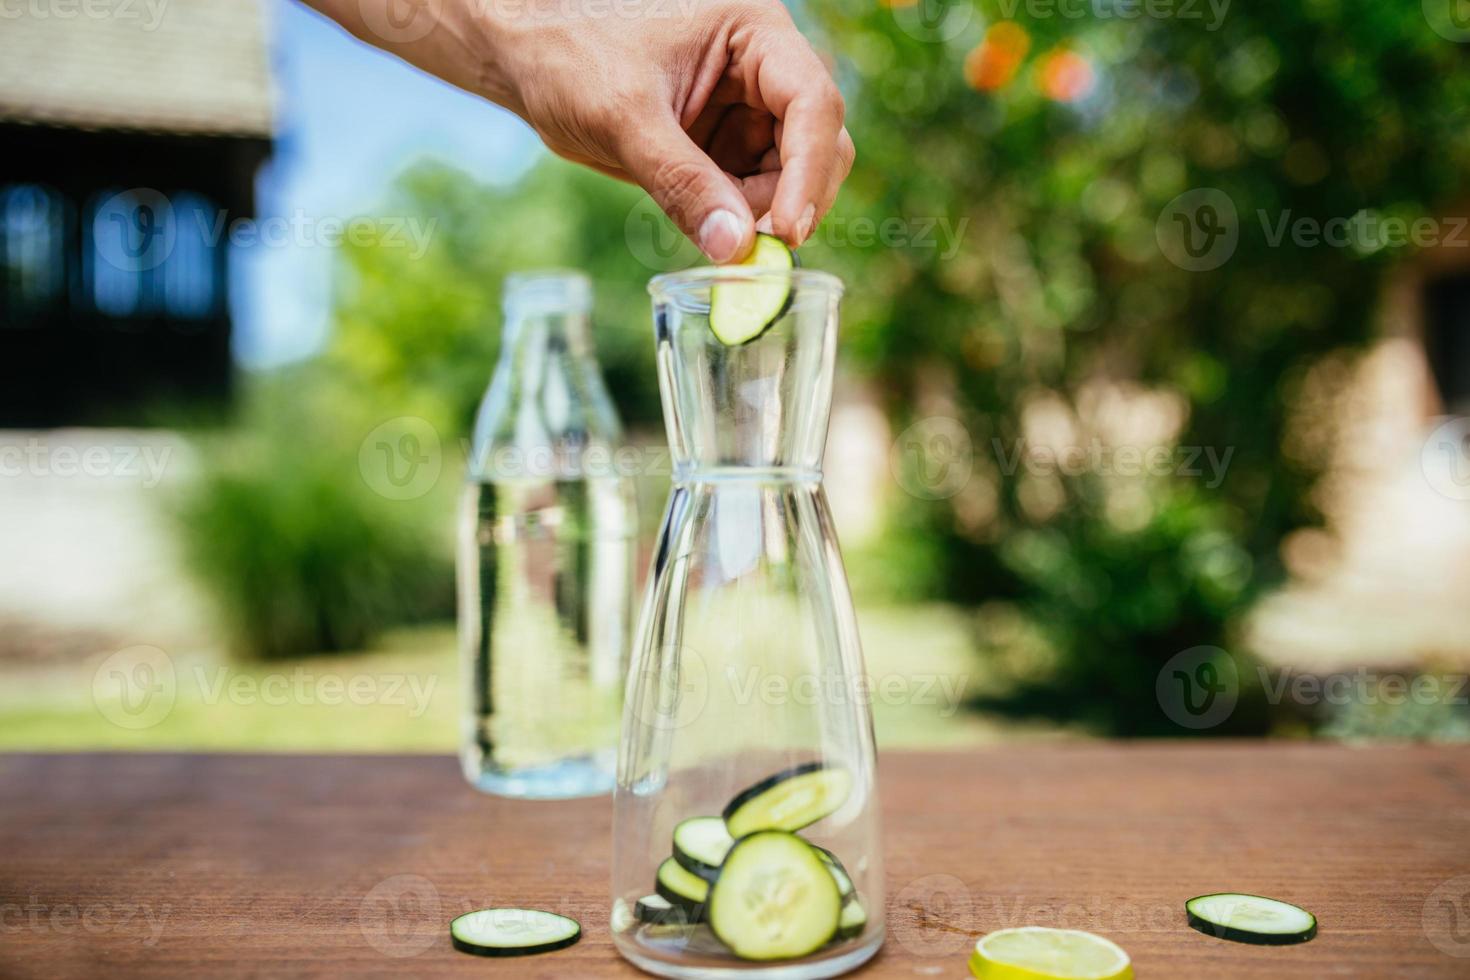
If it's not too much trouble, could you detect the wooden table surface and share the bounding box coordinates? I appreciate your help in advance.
[1,745,1467,978]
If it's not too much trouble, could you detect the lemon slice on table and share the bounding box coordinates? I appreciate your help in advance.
[968,927,1133,980]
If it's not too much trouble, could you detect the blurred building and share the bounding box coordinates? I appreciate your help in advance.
[0,0,272,426]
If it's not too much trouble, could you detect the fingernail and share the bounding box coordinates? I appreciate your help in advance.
[796,203,816,245]
[698,209,743,263]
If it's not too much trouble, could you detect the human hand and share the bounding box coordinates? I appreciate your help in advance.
[312,0,853,261]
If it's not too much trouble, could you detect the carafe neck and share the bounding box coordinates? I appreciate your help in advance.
[469,272,622,476]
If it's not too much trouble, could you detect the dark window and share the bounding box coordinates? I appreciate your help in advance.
[84,187,221,321]
[1423,272,1470,413]
[0,184,65,322]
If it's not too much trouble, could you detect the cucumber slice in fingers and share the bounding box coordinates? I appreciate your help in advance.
[707,830,842,961]
[449,908,581,957]
[708,233,797,346]
[656,857,711,916]
[1185,893,1317,945]
[673,816,735,881]
[723,762,853,837]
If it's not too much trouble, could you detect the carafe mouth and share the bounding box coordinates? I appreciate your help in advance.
[648,267,844,311]
[504,269,592,317]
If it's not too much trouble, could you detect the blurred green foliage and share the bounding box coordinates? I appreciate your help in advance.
[800,0,1470,733]
[175,369,455,659]
[326,163,674,431]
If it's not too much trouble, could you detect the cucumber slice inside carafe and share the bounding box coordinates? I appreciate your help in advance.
[706,830,842,960]
[723,762,852,837]
[673,816,735,881]
[655,857,711,916]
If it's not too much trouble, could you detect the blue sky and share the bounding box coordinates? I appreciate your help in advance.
[232,0,542,367]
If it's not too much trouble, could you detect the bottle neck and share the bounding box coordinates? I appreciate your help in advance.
[503,308,594,364]
[470,303,622,476]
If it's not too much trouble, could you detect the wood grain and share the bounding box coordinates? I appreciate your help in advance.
[0,745,1467,978]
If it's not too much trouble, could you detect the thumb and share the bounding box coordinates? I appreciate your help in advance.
[620,119,754,263]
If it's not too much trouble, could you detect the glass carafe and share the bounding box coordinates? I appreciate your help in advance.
[458,270,637,798]
[611,266,884,978]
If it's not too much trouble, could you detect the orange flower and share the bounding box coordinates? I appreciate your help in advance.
[1037,49,1096,102]
[964,21,1031,92]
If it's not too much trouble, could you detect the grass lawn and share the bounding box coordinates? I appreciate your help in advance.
[0,604,1064,752]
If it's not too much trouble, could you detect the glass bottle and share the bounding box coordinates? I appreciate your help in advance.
[458,270,637,798]
[611,266,884,977]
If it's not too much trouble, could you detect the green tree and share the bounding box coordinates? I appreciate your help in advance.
[807,0,1470,732]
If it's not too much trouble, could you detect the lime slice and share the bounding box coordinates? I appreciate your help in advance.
[968,927,1133,980]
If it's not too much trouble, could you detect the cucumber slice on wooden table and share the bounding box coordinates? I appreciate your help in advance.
[655,857,711,916]
[1185,893,1317,945]
[707,830,842,960]
[449,908,581,957]
[708,233,798,345]
[673,816,735,881]
[723,762,852,837]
